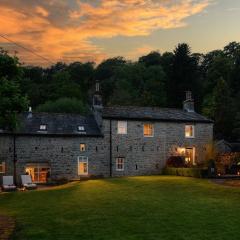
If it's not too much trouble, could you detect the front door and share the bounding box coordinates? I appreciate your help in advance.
[78,156,88,175]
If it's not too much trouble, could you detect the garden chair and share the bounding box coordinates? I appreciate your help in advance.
[21,175,37,190]
[2,176,17,191]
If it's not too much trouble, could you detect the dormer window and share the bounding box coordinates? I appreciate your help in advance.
[39,124,47,131]
[78,126,85,131]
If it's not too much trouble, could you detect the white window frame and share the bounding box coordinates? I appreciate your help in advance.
[177,147,196,165]
[25,163,51,183]
[39,124,47,131]
[143,123,154,137]
[80,143,86,152]
[116,157,125,171]
[0,162,6,173]
[185,147,196,165]
[185,125,195,138]
[78,156,88,175]
[117,121,127,134]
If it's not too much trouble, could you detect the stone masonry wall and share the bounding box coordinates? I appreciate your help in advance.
[0,119,213,183]
[109,120,213,177]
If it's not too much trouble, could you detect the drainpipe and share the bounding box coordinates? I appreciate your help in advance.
[109,119,112,177]
[13,134,17,185]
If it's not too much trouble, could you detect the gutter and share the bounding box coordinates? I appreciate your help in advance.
[103,116,213,124]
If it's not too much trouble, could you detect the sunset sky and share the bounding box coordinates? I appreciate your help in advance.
[0,0,239,66]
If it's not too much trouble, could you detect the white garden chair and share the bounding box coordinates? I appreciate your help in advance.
[2,176,17,191]
[21,175,37,190]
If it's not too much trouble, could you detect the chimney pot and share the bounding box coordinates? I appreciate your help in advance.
[27,106,32,118]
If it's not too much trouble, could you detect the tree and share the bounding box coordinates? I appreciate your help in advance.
[138,51,161,67]
[36,98,88,114]
[203,78,234,140]
[0,48,23,81]
[46,71,84,102]
[95,57,126,104]
[0,78,28,130]
[168,43,201,109]
[109,63,166,107]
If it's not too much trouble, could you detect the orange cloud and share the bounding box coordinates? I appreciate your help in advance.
[0,0,211,66]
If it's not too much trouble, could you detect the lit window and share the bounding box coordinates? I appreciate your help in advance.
[0,162,5,173]
[185,125,194,138]
[117,121,127,134]
[144,124,154,137]
[78,126,85,131]
[80,143,86,152]
[25,163,50,183]
[78,156,88,175]
[177,147,195,165]
[39,124,47,131]
[116,157,124,171]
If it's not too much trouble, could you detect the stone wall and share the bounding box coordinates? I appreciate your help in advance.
[0,119,213,183]
[109,120,213,176]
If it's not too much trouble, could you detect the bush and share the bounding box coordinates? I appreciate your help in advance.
[36,97,88,114]
[163,167,208,178]
[166,156,185,168]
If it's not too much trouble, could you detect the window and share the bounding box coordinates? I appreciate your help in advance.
[25,163,50,183]
[177,147,195,165]
[80,143,86,152]
[117,121,127,134]
[78,156,88,175]
[78,126,85,131]
[0,162,5,173]
[144,124,154,137]
[116,157,124,171]
[185,125,195,138]
[39,124,47,131]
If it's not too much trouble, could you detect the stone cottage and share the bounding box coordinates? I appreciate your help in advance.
[0,89,213,184]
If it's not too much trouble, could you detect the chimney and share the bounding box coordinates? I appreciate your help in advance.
[183,91,194,112]
[92,81,103,129]
[27,106,32,118]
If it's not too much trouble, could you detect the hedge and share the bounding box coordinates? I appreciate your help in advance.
[162,167,208,178]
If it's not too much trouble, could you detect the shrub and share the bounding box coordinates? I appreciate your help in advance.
[36,97,88,114]
[166,156,185,168]
[163,167,208,178]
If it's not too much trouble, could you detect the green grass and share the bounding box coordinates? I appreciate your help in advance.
[1,176,240,240]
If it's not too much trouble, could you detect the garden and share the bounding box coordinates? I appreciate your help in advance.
[1,176,240,240]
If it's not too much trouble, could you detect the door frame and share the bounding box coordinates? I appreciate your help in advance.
[78,156,88,175]
[185,147,196,165]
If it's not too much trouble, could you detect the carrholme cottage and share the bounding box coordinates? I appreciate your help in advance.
[0,86,213,184]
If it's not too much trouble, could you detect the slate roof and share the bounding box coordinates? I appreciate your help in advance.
[216,140,240,153]
[12,112,102,136]
[103,106,213,123]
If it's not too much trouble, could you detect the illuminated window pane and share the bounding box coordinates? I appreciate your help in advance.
[116,157,124,171]
[78,156,88,175]
[80,143,86,152]
[117,121,127,134]
[144,124,154,137]
[0,162,5,173]
[185,125,194,138]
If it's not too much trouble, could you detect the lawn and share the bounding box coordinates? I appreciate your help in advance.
[1,176,240,240]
